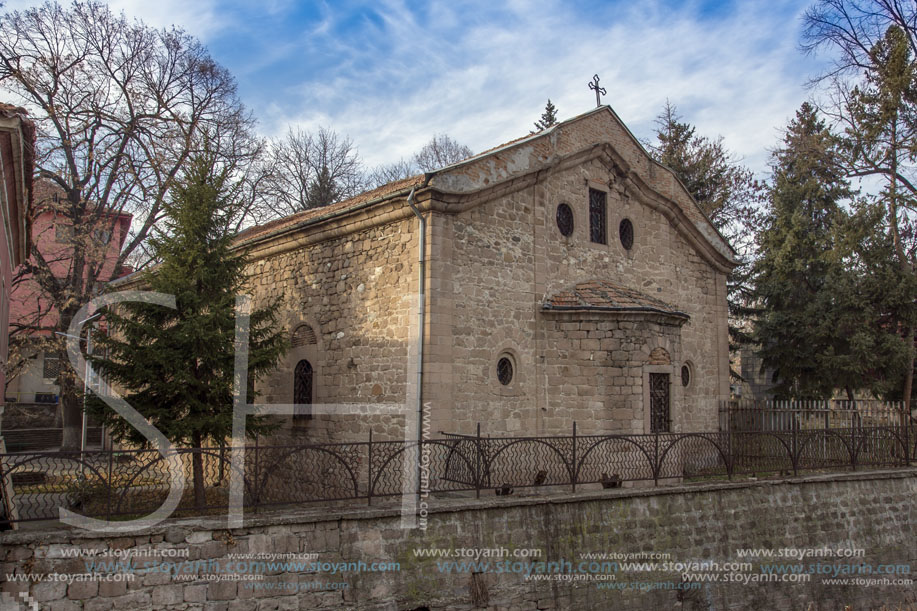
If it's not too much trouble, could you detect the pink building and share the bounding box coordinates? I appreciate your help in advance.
[0,104,34,417]
[5,180,131,407]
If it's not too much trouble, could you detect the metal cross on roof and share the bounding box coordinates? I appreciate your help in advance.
[588,74,606,107]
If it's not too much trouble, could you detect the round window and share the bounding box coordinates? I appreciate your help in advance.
[619,218,634,250]
[497,357,514,386]
[556,203,574,237]
[681,364,691,387]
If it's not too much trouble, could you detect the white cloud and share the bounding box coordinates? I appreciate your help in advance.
[106,0,226,37]
[253,0,826,177]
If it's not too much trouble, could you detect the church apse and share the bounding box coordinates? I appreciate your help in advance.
[540,281,689,435]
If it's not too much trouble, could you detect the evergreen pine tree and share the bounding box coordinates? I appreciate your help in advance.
[89,150,288,508]
[752,103,855,398]
[533,99,559,131]
[651,101,756,226]
[305,164,340,208]
[826,198,917,401]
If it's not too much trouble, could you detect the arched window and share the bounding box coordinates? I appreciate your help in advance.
[293,359,313,420]
[619,218,634,250]
[589,188,607,244]
[497,356,514,385]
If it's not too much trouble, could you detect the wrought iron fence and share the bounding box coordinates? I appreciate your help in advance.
[0,419,912,525]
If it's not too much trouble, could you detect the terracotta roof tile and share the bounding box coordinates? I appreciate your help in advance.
[234,174,425,245]
[544,280,688,319]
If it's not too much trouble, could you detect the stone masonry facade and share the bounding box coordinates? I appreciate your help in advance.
[233,106,736,442]
[244,214,418,443]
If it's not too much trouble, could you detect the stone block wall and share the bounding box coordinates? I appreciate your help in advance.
[1,469,914,610]
[245,215,418,443]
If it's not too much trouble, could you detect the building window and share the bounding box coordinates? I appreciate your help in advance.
[497,356,514,386]
[291,324,318,348]
[55,223,73,243]
[92,228,112,244]
[619,218,634,250]
[43,352,60,379]
[681,364,691,387]
[649,373,670,433]
[589,189,607,244]
[556,203,574,237]
[293,359,313,420]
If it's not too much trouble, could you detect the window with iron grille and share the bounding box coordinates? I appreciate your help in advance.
[681,364,691,387]
[556,203,574,237]
[589,188,607,244]
[649,373,670,433]
[619,218,634,250]
[497,356,514,386]
[43,352,60,379]
[293,359,313,420]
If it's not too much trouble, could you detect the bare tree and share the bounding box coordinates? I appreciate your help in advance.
[264,127,365,217]
[205,117,275,236]
[366,158,416,188]
[366,134,474,189]
[413,134,473,172]
[0,1,254,449]
[802,0,917,77]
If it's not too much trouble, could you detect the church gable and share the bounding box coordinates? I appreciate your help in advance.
[428,106,736,273]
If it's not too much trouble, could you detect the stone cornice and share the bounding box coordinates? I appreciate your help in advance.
[540,306,691,327]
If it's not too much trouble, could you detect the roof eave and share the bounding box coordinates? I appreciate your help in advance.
[234,183,425,250]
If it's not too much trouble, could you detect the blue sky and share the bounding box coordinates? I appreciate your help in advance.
[9,0,832,175]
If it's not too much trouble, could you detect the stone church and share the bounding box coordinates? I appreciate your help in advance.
[236,106,737,441]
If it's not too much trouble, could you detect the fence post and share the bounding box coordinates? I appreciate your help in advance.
[253,436,260,510]
[653,431,659,486]
[905,402,911,465]
[367,429,373,506]
[850,411,858,472]
[106,447,114,521]
[475,423,481,499]
[571,421,577,493]
[218,441,226,485]
[791,407,799,476]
